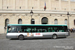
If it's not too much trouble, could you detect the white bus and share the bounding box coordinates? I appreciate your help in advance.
[6,24,70,40]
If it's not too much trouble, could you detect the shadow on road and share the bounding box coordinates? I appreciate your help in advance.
[10,37,66,40]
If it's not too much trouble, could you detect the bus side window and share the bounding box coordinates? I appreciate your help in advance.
[58,27,64,32]
[17,28,18,32]
[52,29,54,32]
[37,29,41,32]
[18,29,21,32]
[44,29,47,32]
[42,29,45,32]
[48,27,50,32]
[19,29,22,32]
[32,28,36,32]
[26,28,31,32]
[64,26,68,32]
[50,27,55,32]
[39,29,42,32]
[62,27,65,32]
[33,28,36,32]
[54,27,58,32]
[36,29,38,32]
[24,29,26,32]
[32,29,34,32]
[37,29,40,32]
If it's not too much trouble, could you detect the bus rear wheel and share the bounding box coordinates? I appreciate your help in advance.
[52,34,57,39]
[18,35,24,40]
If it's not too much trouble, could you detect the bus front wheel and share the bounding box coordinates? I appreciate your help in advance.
[18,35,24,40]
[52,34,57,39]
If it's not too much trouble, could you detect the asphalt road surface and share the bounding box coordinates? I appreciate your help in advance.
[0,33,75,50]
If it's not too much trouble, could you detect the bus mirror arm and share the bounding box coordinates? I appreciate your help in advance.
[4,27,6,30]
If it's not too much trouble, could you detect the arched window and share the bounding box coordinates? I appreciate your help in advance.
[74,20,75,25]
[18,19,22,24]
[31,19,35,24]
[5,19,9,27]
[65,19,67,24]
[54,19,58,24]
[41,17,48,24]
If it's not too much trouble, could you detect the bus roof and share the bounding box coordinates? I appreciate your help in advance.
[7,24,67,26]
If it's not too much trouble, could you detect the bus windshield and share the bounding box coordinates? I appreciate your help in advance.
[8,26,17,32]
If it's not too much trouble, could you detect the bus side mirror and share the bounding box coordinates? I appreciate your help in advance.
[4,27,6,30]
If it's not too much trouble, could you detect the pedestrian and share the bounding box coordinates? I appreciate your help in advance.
[74,28,75,33]
[73,28,75,33]
[70,28,73,33]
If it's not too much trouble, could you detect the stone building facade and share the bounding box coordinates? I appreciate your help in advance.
[0,0,75,34]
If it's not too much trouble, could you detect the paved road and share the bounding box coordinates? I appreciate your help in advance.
[0,33,75,50]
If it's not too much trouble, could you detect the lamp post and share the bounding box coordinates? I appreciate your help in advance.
[30,10,33,24]
[67,12,70,29]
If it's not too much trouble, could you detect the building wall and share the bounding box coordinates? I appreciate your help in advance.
[0,0,75,11]
[0,0,75,34]
[0,13,75,34]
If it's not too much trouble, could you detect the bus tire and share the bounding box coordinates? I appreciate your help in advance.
[18,35,24,40]
[52,34,57,39]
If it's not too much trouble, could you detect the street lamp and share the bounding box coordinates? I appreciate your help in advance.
[30,10,33,24]
[67,12,70,29]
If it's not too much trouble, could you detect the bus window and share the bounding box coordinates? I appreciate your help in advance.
[26,28,31,32]
[8,26,17,32]
[36,29,41,32]
[44,29,47,32]
[37,29,39,32]
[48,27,51,32]
[32,27,36,32]
[64,26,68,32]
[42,29,46,32]
[32,29,34,32]
[8,26,11,32]
[39,29,42,32]
[50,27,55,32]
[24,29,25,32]
[58,26,65,32]
[54,27,58,32]
[17,26,21,32]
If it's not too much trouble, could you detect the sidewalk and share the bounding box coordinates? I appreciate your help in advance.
[0,34,6,39]
[68,32,75,38]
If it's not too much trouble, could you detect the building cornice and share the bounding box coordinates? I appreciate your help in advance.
[0,10,75,15]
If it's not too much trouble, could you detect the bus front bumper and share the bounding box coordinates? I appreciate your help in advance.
[6,35,18,39]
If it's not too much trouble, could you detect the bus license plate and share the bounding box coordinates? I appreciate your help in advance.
[34,33,42,36]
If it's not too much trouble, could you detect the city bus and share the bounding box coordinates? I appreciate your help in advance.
[6,24,70,40]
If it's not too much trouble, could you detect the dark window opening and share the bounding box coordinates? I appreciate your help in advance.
[31,19,35,24]
[18,19,22,24]
[20,7,21,9]
[7,6,8,9]
[5,19,9,27]
[74,20,75,25]
[42,17,48,24]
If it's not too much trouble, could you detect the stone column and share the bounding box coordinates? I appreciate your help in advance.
[59,0,61,10]
[49,0,51,10]
[7,0,9,6]
[38,0,40,9]
[0,0,2,10]
[38,14,41,24]
[68,0,71,11]
[26,0,28,9]
[13,0,15,10]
